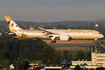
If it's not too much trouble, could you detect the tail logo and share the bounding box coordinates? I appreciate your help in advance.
[4,16,23,32]
[11,23,14,27]
[7,21,10,25]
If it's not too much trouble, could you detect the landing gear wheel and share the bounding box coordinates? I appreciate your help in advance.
[53,40,56,43]
[50,40,56,44]
[50,41,53,44]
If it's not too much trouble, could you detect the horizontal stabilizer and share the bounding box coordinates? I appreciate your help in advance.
[5,32,16,36]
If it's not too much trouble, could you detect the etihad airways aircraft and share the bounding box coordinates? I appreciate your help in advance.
[4,16,104,43]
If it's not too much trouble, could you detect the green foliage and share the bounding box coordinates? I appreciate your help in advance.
[57,24,67,29]
[73,50,91,61]
[52,50,62,64]
[14,55,30,70]
[0,26,9,33]
[82,63,87,66]
[38,46,62,64]
[90,22,95,27]
[62,50,72,61]
[74,65,82,70]
[0,59,9,68]
[30,60,41,64]
[38,46,55,64]
[96,67,105,70]
[75,50,86,60]
[0,35,48,67]
[0,49,6,60]
[0,36,92,67]
[38,46,91,64]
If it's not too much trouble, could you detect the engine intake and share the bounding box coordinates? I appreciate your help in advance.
[59,35,71,41]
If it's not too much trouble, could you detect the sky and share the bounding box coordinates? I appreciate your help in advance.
[0,0,105,22]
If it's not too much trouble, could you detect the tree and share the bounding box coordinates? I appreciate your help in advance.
[14,55,30,70]
[52,50,62,64]
[85,51,91,61]
[62,50,69,59]
[0,49,6,60]
[96,67,105,70]
[74,65,82,70]
[38,46,62,64]
[75,50,86,60]
[67,52,72,61]
[38,46,55,64]
[0,35,47,63]
[0,59,9,68]
[90,22,95,27]
[62,50,72,61]
[57,24,67,29]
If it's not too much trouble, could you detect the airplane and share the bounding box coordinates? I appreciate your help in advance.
[4,16,104,43]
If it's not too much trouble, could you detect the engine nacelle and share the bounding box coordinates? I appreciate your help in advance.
[59,35,71,41]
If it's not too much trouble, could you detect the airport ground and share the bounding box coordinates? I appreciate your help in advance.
[42,39,105,52]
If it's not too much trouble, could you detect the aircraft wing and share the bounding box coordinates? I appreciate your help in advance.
[37,27,59,36]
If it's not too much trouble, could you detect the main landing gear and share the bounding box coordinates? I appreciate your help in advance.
[50,40,56,44]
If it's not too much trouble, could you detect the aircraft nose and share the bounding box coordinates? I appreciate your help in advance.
[101,34,104,38]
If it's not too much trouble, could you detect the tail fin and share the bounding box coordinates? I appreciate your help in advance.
[4,16,23,32]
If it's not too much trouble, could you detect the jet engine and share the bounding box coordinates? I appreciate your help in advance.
[50,35,72,43]
[59,35,71,41]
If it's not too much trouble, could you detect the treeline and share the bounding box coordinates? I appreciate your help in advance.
[0,35,47,68]
[1,19,105,27]
[38,46,91,64]
[0,35,92,68]
[0,20,89,27]
[0,36,47,60]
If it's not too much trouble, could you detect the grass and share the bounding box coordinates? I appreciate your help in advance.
[30,60,41,64]
[101,45,105,48]
[48,40,105,52]
[49,44,91,47]
[48,40,96,51]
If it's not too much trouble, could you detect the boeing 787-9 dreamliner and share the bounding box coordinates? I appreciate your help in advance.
[4,16,104,43]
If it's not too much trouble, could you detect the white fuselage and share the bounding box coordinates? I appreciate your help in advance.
[15,29,104,40]
[4,16,104,41]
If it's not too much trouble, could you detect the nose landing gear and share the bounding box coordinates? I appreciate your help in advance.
[50,40,56,44]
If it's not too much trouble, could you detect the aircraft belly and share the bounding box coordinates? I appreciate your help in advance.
[27,33,48,39]
[70,34,97,39]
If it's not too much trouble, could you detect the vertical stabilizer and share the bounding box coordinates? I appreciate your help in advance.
[4,16,23,32]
